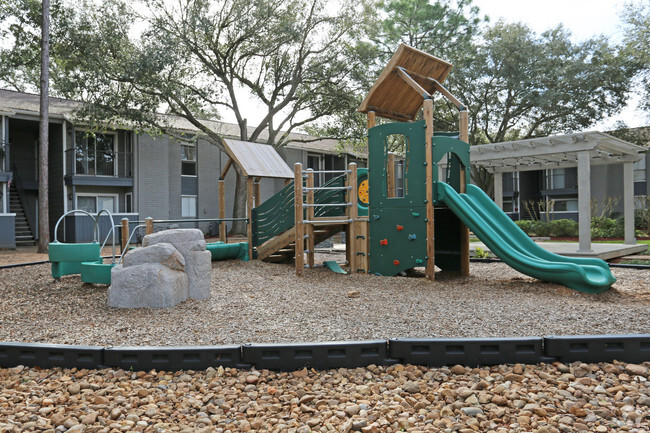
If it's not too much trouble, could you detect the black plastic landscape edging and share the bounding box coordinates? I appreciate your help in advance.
[1,334,649,372]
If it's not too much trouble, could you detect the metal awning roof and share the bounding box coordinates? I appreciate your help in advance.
[470,131,646,173]
[223,138,294,179]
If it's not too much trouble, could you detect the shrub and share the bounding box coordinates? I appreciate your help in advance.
[550,219,578,237]
[531,221,552,237]
[591,217,624,238]
[515,220,534,234]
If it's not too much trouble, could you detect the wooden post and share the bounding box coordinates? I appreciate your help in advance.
[294,163,304,276]
[218,180,226,242]
[459,109,470,276]
[254,178,261,208]
[367,111,376,129]
[121,218,129,254]
[387,152,396,198]
[424,99,435,281]
[306,169,315,268]
[145,217,153,235]
[246,177,254,260]
[347,162,358,274]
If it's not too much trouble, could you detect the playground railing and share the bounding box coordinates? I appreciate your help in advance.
[252,174,349,248]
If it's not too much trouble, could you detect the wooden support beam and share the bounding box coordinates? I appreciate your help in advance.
[396,66,432,99]
[145,217,154,235]
[398,68,466,110]
[246,177,254,260]
[367,111,376,129]
[387,153,396,198]
[306,169,315,268]
[347,162,358,274]
[121,218,129,254]
[220,158,233,180]
[219,180,226,242]
[254,178,261,209]
[459,109,470,276]
[294,163,304,276]
[367,105,413,122]
[424,99,435,281]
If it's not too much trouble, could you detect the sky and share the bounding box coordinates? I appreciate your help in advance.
[472,0,647,129]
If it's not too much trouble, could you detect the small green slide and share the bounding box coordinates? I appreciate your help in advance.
[437,182,616,293]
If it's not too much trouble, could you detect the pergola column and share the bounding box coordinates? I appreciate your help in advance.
[623,161,636,245]
[577,151,592,252]
[493,172,503,210]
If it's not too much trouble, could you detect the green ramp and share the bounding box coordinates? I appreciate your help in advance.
[206,242,249,261]
[437,182,616,294]
[324,260,348,274]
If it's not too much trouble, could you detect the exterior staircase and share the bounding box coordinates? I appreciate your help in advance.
[9,183,36,246]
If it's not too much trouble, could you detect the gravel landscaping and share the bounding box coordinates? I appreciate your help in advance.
[0,255,648,347]
[1,360,648,432]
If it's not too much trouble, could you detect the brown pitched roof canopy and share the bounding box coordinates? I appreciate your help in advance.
[357,44,453,121]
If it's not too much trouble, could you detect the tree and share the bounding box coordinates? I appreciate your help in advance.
[51,0,369,233]
[37,0,50,253]
[314,0,484,145]
[0,0,74,95]
[621,0,650,112]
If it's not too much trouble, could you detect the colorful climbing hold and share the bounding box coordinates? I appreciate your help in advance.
[393,260,400,266]
[396,225,404,231]
[408,234,417,241]
[380,239,388,246]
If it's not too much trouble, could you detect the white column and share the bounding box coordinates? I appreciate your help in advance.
[623,161,636,245]
[577,151,592,252]
[493,171,503,209]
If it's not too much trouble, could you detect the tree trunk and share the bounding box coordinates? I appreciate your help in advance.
[230,163,248,235]
[37,0,50,254]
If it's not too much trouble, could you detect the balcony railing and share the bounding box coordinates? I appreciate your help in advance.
[0,140,7,172]
[65,148,132,177]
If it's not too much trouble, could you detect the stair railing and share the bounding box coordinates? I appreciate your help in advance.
[10,164,36,238]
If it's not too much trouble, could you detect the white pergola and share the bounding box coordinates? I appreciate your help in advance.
[470,131,647,252]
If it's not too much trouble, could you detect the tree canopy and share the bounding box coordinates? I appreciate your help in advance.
[621,0,650,113]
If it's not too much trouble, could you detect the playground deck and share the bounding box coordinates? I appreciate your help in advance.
[470,240,648,261]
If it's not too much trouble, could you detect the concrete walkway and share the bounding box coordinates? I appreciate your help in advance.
[470,241,648,261]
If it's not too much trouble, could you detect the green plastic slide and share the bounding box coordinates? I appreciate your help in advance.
[437,182,616,293]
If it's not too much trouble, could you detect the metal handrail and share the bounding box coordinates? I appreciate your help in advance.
[302,203,352,207]
[53,210,99,243]
[94,209,116,263]
[134,217,248,224]
[303,186,352,191]
[304,169,352,174]
[118,224,146,264]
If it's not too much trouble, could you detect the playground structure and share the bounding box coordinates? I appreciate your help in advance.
[251,44,616,293]
[49,213,249,285]
[47,45,617,293]
[50,209,118,284]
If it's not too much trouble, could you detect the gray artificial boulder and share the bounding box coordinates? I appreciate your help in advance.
[122,242,185,271]
[108,263,189,308]
[143,229,212,300]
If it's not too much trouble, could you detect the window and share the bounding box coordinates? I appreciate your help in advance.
[545,168,577,190]
[125,193,133,213]
[75,132,116,176]
[181,143,197,176]
[552,198,578,212]
[307,154,323,186]
[182,195,197,218]
[503,172,519,193]
[634,158,647,182]
[76,194,117,213]
[385,134,408,198]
